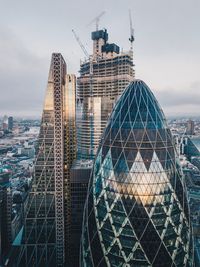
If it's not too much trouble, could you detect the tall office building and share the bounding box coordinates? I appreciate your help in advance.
[186,120,195,135]
[8,116,13,131]
[2,115,8,131]
[81,80,193,266]
[77,29,134,159]
[69,159,93,266]
[17,53,76,266]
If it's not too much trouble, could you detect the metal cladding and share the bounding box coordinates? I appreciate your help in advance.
[17,54,76,266]
[80,80,193,267]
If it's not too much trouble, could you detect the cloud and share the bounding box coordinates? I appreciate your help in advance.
[154,81,200,116]
[0,0,199,119]
[0,26,48,117]
[0,27,199,118]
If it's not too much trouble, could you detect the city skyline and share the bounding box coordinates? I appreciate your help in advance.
[0,2,199,264]
[0,0,200,117]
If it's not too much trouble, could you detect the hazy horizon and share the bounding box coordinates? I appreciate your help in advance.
[0,0,200,117]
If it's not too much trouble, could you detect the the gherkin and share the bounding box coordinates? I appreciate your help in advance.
[80,80,193,267]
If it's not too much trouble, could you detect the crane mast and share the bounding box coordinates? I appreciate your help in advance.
[72,29,89,58]
[72,29,94,156]
[129,10,135,50]
[87,11,105,31]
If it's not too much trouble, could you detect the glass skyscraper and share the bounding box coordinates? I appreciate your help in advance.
[17,53,76,266]
[80,80,193,266]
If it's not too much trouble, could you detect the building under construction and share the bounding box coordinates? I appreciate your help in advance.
[76,28,135,159]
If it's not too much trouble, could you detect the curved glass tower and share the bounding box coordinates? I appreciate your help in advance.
[80,80,193,267]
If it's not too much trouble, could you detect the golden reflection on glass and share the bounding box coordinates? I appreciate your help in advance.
[107,152,169,205]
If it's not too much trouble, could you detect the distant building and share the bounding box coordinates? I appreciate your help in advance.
[77,28,134,159]
[8,117,13,131]
[2,115,8,131]
[0,172,12,266]
[17,141,35,158]
[187,119,195,135]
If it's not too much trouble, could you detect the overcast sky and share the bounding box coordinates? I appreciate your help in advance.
[0,0,200,118]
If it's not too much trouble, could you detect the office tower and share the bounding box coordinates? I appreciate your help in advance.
[17,54,76,266]
[69,159,92,266]
[77,29,134,160]
[2,115,8,131]
[80,80,193,266]
[0,172,12,266]
[8,116,13,131]
[186,120,195,135]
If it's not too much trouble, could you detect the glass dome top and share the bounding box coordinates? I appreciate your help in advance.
[108,79,167,130]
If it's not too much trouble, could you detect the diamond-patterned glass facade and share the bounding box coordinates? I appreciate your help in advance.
[80,80,193,267]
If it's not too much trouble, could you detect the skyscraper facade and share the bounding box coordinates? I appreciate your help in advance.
[69,159,93,266]
[80,80,193,266]
[77,29,134,160]
[0,173,12,266]
[17,53,76,266]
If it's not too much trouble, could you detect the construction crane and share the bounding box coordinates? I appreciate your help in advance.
[72,29,94,156]
[72,29,89,58]
[87,11,105,31]
[129,9,135,50]
[72,29,93,79]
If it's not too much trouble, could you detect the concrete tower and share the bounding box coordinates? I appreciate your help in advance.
[77,29,134,160]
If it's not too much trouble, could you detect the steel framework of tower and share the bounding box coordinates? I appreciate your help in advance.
[17,53,76,266]
[76,28,135,160]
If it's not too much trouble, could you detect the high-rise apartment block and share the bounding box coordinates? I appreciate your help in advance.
[77,29,134,159]
[17,54,76,266]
